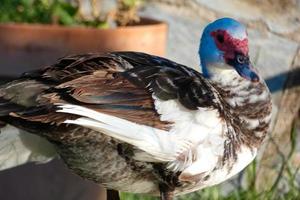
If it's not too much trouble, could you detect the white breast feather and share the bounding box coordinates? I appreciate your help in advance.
[248,90,269,103]
[153,96,225,173]
[179,146,257,195]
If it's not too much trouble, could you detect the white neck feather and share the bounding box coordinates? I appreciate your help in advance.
[208,63,248,88]
[208,63,272,141]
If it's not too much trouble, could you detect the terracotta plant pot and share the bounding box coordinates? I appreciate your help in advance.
[0,17,167,78]
[0,17,167,200]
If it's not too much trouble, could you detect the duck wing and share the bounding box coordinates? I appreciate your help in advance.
[0,52,217,165]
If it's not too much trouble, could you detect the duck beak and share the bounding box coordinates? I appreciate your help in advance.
[234,62,260,82]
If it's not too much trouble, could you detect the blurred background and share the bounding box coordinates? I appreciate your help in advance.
[0,0,300,199]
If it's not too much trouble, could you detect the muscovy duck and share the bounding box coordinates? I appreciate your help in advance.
[0,18,272,200]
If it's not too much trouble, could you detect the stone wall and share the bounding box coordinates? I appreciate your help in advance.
[141,0,300,192]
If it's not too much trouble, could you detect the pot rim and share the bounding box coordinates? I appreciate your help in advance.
[0,17,167,31]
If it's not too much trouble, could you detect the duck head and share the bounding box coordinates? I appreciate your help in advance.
[199,18,259,83]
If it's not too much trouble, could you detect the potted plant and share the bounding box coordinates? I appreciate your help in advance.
[0,0,168,78]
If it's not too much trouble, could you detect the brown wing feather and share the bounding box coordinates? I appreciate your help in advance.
[43,70,171,130]
[1,53,171,131]
[1,52,214,132]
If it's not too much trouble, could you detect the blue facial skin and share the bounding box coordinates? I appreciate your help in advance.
[199,18,259,82]
[234,62,260,82]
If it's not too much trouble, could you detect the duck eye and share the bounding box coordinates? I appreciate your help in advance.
[236,55,248,64]
[216,34,224,43]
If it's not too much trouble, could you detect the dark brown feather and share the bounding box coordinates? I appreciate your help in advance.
[0,52,215,132]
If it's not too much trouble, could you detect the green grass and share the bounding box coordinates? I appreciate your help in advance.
[121,120,300,200]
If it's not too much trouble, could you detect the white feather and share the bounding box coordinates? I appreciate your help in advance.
[57,104,190,162]
[153,97,224,172]
[57,97,225,175]
[178,145,257,195]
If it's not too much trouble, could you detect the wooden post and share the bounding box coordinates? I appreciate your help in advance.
[107,190,120,200]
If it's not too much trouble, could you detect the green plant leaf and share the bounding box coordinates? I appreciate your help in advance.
[52,2,78,25]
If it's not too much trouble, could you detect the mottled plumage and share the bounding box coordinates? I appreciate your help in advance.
[0,18,272,200]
